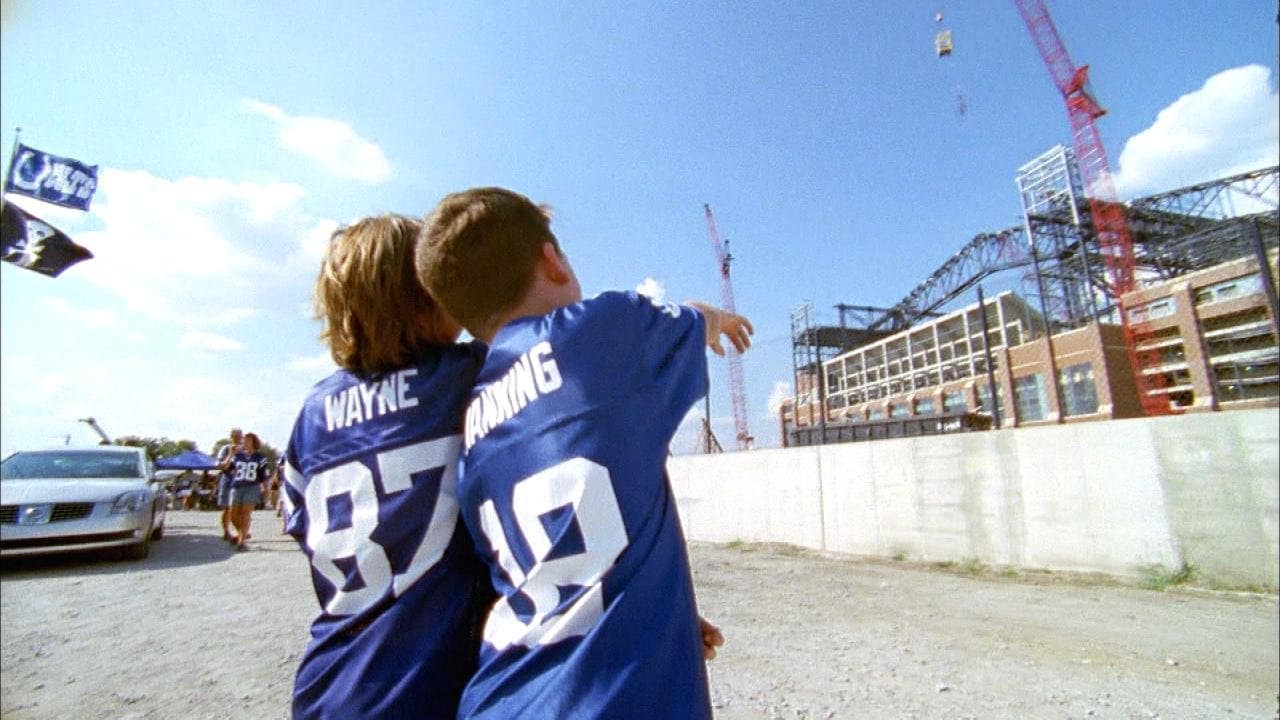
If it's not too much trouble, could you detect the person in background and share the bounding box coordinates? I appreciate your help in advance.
[215,428,243,541]
[172,471,193,510]
[186,470,212,510]
[263,460,280,516]
[226,432,269,551]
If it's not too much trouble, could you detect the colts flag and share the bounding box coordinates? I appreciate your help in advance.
[4,143,98,211]
[1,202,93,278]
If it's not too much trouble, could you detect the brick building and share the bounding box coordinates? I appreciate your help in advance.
[781,250,1278,444]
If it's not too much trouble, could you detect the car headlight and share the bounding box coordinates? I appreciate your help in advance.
[111,490,149,514]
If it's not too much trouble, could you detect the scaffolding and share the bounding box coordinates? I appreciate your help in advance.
[787,163,1280,434]
[1016,145,1099,327]
[788,303,893,439]
[847,163,1280,336]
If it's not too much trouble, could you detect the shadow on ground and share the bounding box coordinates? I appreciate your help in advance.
[0,510,295,577]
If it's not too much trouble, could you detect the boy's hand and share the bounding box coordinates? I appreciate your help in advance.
[686,301,754,357]
[699,616,725,660]
[714,311,753,356]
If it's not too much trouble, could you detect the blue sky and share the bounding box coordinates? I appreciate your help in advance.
[2,1,1276,455]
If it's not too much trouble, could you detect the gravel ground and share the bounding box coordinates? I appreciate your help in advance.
[2,509,1276,720]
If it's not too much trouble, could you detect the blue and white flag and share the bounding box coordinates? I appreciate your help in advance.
[1,202,93,277]
[4,143,99,211]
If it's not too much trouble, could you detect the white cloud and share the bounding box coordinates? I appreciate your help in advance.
[180,331,245,353]
[766,380,793,417]
[64,167,329,324]
[1114,65,1280,200]
[37,372,71,396]
[4,195,93,233]
[635,277,666,302]
[288,352,336,376]
[243,98,391,185]
[39,296,117,327]
[299,218,341,265]
[203,307,261,325]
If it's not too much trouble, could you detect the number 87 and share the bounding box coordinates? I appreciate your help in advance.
[304,436,462,616]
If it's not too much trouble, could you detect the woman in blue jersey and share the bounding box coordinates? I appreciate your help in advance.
[226,432,269,551]
[281,214,491,719]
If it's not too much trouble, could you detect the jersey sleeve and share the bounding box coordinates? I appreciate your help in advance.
[281,442,307,540]
[607,291,709,442]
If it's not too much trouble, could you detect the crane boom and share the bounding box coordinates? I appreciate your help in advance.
[703,204,753,450]
[78,417,113,445]
[1013,0,1172,416]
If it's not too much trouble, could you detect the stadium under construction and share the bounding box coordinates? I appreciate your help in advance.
[781,148,1279,447]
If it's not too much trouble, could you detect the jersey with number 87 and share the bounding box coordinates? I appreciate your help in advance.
[283,343,490,720]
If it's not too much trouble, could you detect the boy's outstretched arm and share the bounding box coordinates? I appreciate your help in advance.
[684,301,754,356]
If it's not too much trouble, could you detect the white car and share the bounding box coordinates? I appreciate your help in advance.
[1,446,167,561]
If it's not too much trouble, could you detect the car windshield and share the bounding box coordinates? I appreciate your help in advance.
[1,451,144,480]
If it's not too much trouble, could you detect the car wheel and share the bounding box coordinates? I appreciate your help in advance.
[151,520,165,541]
[122,533,151,561]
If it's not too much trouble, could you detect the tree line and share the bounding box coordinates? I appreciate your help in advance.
[114,435,282,468]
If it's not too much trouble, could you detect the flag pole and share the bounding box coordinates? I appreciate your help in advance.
[1,126,20,214]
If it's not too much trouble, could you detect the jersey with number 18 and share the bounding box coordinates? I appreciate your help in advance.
[282,343,490,720]
[457,290,712,719]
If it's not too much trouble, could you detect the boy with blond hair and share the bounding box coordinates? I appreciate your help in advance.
[418,187,749,719]
[281,214,490,719]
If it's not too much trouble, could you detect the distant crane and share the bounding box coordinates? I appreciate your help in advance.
[703,204,753,450]
[693,415,724,454]
[78,417,113,445]
[1013,0,1172,416]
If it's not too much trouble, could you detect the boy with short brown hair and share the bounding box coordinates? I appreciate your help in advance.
[418,187,749,719]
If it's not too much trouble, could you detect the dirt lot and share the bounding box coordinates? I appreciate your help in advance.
[2,510,1276,719]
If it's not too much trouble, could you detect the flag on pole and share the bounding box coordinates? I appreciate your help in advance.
[4,143,99,211]
[1,202,93,277]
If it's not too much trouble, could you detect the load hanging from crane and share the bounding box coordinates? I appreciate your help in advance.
[935,29,953,57]
[932,9,965,114]
[934,10,953,57]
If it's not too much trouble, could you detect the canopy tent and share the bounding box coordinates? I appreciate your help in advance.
[155,449,220,470]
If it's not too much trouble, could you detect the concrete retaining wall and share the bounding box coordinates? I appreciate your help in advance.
[669,408,1279,588]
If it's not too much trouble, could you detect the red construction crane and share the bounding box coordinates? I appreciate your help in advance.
[1013,0,1172,416]
[703,204,754,450]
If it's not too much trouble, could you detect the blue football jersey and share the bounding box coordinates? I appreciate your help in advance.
[228,451,268,487]
[282,343,491,720]
[457,291,712,720]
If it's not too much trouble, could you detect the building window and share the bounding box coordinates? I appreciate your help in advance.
[1058,363,1099,416]
[1014,374,1049,421]
[1006,325,1023,347]
[1213,358,1280,403]
[1195,273,1262,307]
[890,403,910,418]
[868,408,885,420]
[977,383,1003,417]
[914,398,936,415]
[943,390,966,413]
[1127,297,1176,324]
